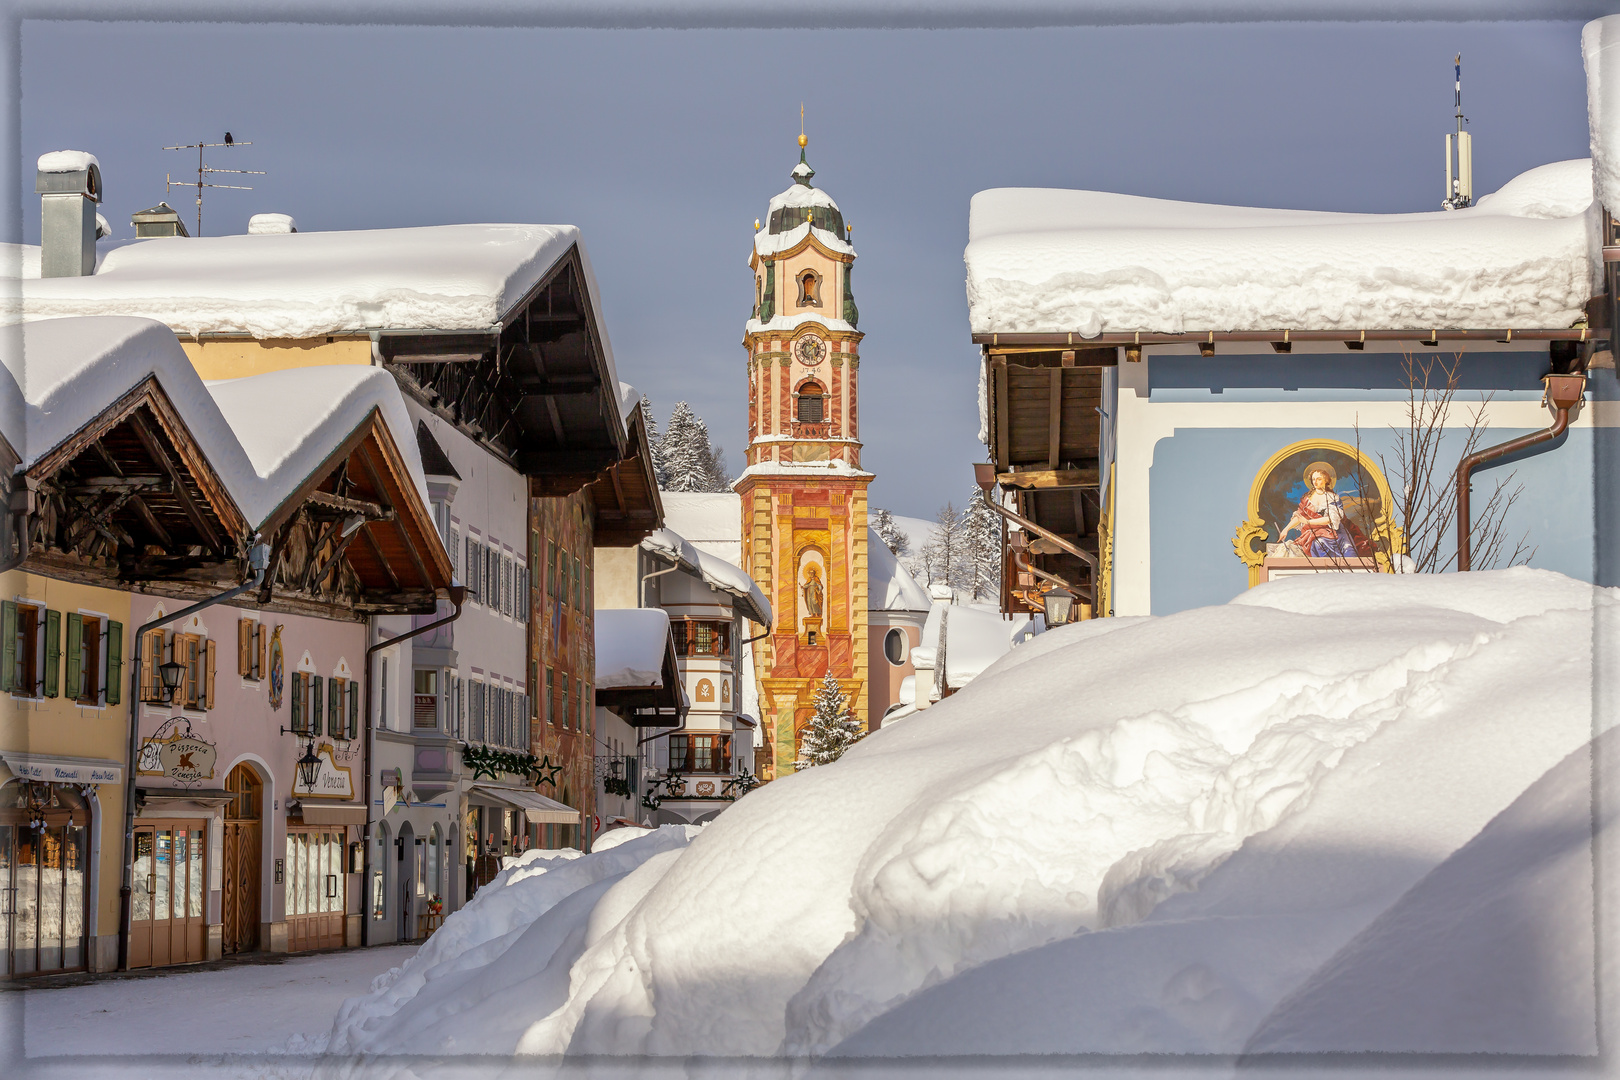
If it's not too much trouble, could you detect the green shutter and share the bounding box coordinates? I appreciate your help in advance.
[64,612,82,700]
[43,609,61,698]
[327,676,339,736]
[348,678,360,739]
[105,621,123,706]
[0,601,15,693]
[311,675,323,736]
[291,671,305,733]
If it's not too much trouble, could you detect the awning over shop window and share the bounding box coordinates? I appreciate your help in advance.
[2,752,123,786]
[470,785,580,824]
[136,785,233,807]
[295,803,368,825]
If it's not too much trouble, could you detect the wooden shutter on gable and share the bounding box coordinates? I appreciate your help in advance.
[204,639,217,710]
[238,619,252,676]
[0,601,16,693]
[43,609,62,698]
[63,612,81,700]
[105,621,123,706]
[311,674,323,736]
[291,671,305,733]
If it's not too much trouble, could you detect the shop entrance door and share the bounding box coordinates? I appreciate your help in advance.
[221,764,261,954]
[129,821,206,969]
[285,828,345,952]
[0,782,89,977]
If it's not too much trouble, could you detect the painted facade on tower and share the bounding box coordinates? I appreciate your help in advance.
[737,138,872,781]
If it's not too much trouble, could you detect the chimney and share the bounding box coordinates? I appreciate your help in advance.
[36,150,102,277]
[131,202,189,239]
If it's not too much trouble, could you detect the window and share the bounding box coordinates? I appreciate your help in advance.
[469,680,485,744]
[173,633,216,710]
[379,658,389,729]
[68,614,101,704]
[1,601,46,697]
[238,619,266,681]
[796,382,825,423]
[545,668,554,726]
[797,269,821,307]
[449,526,460,579]
[548,541,558,600]
[668,734,732,774]
[413,669,439,729]
[289,671,323,735]
[672,620,731,658]
[560,672,570,731]
[884,627,909,666]
[573,555,582,609]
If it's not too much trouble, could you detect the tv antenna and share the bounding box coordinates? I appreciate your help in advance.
[163,134,265,237]
[1442,55,1472,210]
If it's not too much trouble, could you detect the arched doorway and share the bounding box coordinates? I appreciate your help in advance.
[221,763,262,955]
[1,780,90,975]
[397,821,415,942]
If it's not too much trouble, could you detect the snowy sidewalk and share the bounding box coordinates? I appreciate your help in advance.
[4,944,415,1078]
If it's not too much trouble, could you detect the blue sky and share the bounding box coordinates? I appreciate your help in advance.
[15,17,1594,516]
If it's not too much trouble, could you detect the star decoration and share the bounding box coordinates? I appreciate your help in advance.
[532,755,563,788]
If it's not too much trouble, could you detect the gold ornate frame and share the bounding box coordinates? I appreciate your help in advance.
[1231,437,1405,588]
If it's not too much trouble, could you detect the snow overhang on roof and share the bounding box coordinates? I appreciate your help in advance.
[965,158,1601,340]
[5,223,628,483]
[868,527,931,613]
[595,607,685,727]
[640,525,772,627]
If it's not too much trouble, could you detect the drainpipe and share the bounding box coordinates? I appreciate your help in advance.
[119,539,270,971]
[970,477,1098,601]
[0,479,35,574]
[1456,373,1586,571]
[360,584,465,947]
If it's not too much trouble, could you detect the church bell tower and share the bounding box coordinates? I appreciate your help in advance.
[737,132,872,781]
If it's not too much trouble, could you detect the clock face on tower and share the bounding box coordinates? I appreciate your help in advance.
[794,334,826,367]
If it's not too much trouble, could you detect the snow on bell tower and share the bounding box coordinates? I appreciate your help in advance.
[737,125,872,782]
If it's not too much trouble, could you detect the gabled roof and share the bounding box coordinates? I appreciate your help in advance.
[640,524,772,627]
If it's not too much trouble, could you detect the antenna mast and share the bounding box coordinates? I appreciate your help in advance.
[1443,55,1472,210]
[162,135,265,237]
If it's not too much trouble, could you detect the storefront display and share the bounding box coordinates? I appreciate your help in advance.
[0,781,89,976]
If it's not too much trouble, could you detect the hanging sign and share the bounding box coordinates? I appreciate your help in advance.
[137,718,218,782]
[293,742,355,800]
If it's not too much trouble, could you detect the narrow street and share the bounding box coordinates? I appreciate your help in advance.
[4,944,416,1078]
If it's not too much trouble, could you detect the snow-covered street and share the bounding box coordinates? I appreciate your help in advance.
[4,945,414,1078]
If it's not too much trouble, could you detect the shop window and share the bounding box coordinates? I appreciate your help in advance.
[796,383,825,423]
[238,619,266,681]
[413,669,439,729]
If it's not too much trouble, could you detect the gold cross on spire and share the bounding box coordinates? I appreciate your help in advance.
[799,103,807,149]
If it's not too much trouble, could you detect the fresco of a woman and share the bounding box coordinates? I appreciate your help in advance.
[1284,461,1372,558]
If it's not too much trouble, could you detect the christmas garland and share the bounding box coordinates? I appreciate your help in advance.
[462,744,539,782]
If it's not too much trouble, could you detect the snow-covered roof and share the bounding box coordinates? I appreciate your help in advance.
[616,381,641,422]
[660,492,740,546]
[3,316,430,534]
[640,522,772,627]
[744,309,857,335]
[736,458,873,483]
[37,150,98,174]
[1586,17,1620,215]
[913,601,1040,690]
[5,223,590,340]
[753,218,856,261]
[868,527,930,613]
[965,158,1599,337]
[595,608,675,690]
[206,365,430,528]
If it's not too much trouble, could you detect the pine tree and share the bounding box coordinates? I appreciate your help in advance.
[659,401,730,493]
[918,502,966,589]
[872,508,911,557]
[640,396,670,489]
[961,490,1002,601]
[793,672,864,769]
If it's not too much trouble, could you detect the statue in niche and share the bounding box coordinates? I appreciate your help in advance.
[801,564,824,618]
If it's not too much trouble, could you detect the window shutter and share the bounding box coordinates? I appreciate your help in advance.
[256,625,266,680]
[204,639,216,710]
[311,674,323,735]
[348,678,360,739]
[44,609,62,698]
[327,676,339,736]
[291,671,305,733]
[238,619,252,676]
[0,601,15,693]
[138,630,155,701]
[105,621,123,706]
[63,612,81,700]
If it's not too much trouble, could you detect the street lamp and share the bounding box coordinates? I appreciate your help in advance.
[295,742,323,791]
[1042,585,1076,628]
[158,658,186,702]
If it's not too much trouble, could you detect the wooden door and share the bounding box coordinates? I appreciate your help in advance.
[128,822,206,969]
[285,829,345,952]
[221,765,262,955]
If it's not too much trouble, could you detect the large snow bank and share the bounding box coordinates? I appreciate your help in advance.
[320,569,1612,1067]
[965,159,1598,336]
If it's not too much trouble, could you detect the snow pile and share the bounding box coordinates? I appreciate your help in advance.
[912,600,1039,688]
[593,607,672,689]
[965,159,1598,336]
[35,149,98,174]
[247,213,297,234]
[320,569,1612,1066]
[1586,15,1620,214]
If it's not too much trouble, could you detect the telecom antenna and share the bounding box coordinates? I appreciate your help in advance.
[1442,55,1472,210]
[162,135,265,237]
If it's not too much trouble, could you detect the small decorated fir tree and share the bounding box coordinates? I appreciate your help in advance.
[794,672,864,770]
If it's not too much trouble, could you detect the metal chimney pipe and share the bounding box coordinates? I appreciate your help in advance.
[36,151,102,278]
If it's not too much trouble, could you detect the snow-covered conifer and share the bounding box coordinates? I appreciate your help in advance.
[659,401,729,493]
[793,672,864,769]
[961,491,1002,600]
[872,508,911,557]
[640,395,670,488]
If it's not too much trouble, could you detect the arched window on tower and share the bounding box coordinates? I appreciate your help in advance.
[797,269,822,308]
[796,382,825,423]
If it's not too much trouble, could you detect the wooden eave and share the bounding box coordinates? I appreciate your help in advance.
[255,408,453,617]
[21,375,249,588]
[587,404,664,547]
[379,244,628,494]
